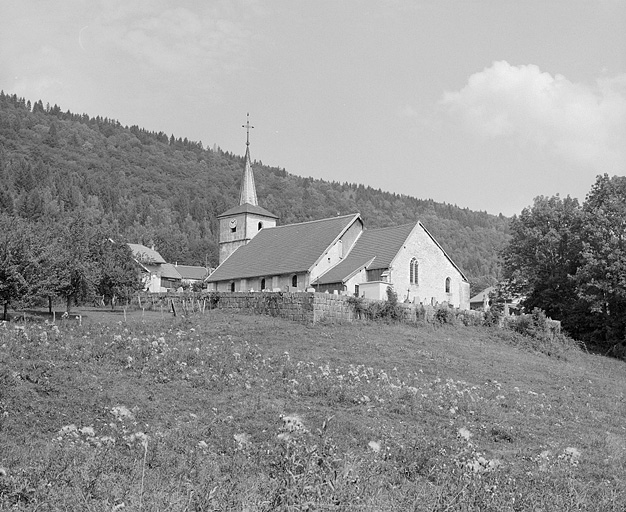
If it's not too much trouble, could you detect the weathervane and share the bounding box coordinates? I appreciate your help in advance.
[242,112,254,146]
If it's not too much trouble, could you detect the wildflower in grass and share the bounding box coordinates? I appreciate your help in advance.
[0,467,7,477]
[126,432,149,449]
[281,414,307,433]
[79,426,95,437]
[368,441,381,453]
[458,427,472,442]
[198,440,208,449]
[560,447,581,466]
[234,433,251,450]
[59,424,78,435]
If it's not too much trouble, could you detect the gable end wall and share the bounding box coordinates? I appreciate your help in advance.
[390,226,470,309]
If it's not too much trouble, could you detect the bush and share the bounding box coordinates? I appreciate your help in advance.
[434,305,456,325]
[504,308,577,359]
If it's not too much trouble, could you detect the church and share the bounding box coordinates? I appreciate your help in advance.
[206,118,470,310]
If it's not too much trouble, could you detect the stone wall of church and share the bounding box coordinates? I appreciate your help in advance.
[390,224,471,309]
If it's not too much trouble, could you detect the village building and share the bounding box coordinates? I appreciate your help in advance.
[174,263,210,288]
[205,118,470,309]
[128,243,173,293]
[128,244,207,292]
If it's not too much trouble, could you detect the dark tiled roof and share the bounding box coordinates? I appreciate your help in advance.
[218,203,278,219]
[314,223,416,285]
[175,265,209,280]
[128,243,166,264]
[161,263,182,280]
[207,214,361,282]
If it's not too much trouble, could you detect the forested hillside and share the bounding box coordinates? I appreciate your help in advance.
[0,92,509,292]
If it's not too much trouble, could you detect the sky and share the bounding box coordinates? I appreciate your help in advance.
[1,0,625,216]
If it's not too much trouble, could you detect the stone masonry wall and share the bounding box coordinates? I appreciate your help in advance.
[138,291,482,325]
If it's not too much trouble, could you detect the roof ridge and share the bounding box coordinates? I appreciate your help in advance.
[269,213,358,229]
[364,222,417,232]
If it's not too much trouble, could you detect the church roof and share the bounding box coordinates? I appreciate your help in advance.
[313,223,416,285]
[218,202,278,219]
[206,214,361,282]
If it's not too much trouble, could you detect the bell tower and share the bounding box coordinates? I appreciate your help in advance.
[217,114,278,264]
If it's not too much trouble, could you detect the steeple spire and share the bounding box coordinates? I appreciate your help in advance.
[239,113,258,206]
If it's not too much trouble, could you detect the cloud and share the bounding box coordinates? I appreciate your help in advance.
[441,61,626,170]
[90,2,255,75]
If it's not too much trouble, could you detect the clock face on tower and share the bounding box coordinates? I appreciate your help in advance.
[229,218,238,228]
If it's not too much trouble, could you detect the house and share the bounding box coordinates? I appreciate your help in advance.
[205,123,470,309]
[174,264,210,288]
[469,286,494,310]
[469,286,523,313]
[128,243,182,292]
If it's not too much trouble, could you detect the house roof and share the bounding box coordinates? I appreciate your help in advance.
[206,214,361,282]
[128,243,166,265]
[470,286,495,304]
[313,223,416,285]
[218,203,278,219]
[160,263,182,280]
[175,265,209,281]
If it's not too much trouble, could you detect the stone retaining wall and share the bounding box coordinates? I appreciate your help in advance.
[137,291,482,326]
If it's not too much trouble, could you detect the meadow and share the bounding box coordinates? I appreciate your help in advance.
[1,310,625,511]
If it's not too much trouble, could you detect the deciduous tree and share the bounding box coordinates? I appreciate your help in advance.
[576,174,626,344]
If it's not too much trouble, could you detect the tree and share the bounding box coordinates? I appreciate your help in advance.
[43,216,100,314]
[94,238,143,308]
[575,174,626,345]
[501,195,584,333]
[0,215,39,319]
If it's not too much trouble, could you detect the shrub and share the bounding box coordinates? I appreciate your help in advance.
[434,304,456,325]
[346,295,367,319]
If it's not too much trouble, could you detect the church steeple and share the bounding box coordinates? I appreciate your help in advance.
[239,113,258,206]
[215,114,278,265]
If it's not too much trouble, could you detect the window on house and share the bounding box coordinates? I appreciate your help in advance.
[261,278,266,290]
[354,284,360,297]
[445,277,451,293]
[230,226,236,233]
[292,275,298,288]
[410,258,419,285]
[258,222,263,230]
[230,281,235,292]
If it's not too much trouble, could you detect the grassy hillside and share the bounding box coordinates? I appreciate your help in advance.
[0,92,509,292]
[1,312,625,510]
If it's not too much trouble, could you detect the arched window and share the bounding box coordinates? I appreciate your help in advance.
[445,277,451,293]
[410,258,419,285]
[292,275,298,288]
[261,278,266,290]
[258,221,263,230]
[230,281,235,292]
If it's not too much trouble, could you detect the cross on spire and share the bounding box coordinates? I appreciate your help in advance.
[239,113,258,206]
[242,112,254,146]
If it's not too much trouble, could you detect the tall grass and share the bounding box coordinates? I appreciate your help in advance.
[0,312,625,510]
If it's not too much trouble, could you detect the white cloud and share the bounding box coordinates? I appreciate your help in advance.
[90,2,255,75]
[441,61,626,170]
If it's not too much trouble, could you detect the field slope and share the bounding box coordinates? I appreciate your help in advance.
[1,312,625,511]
